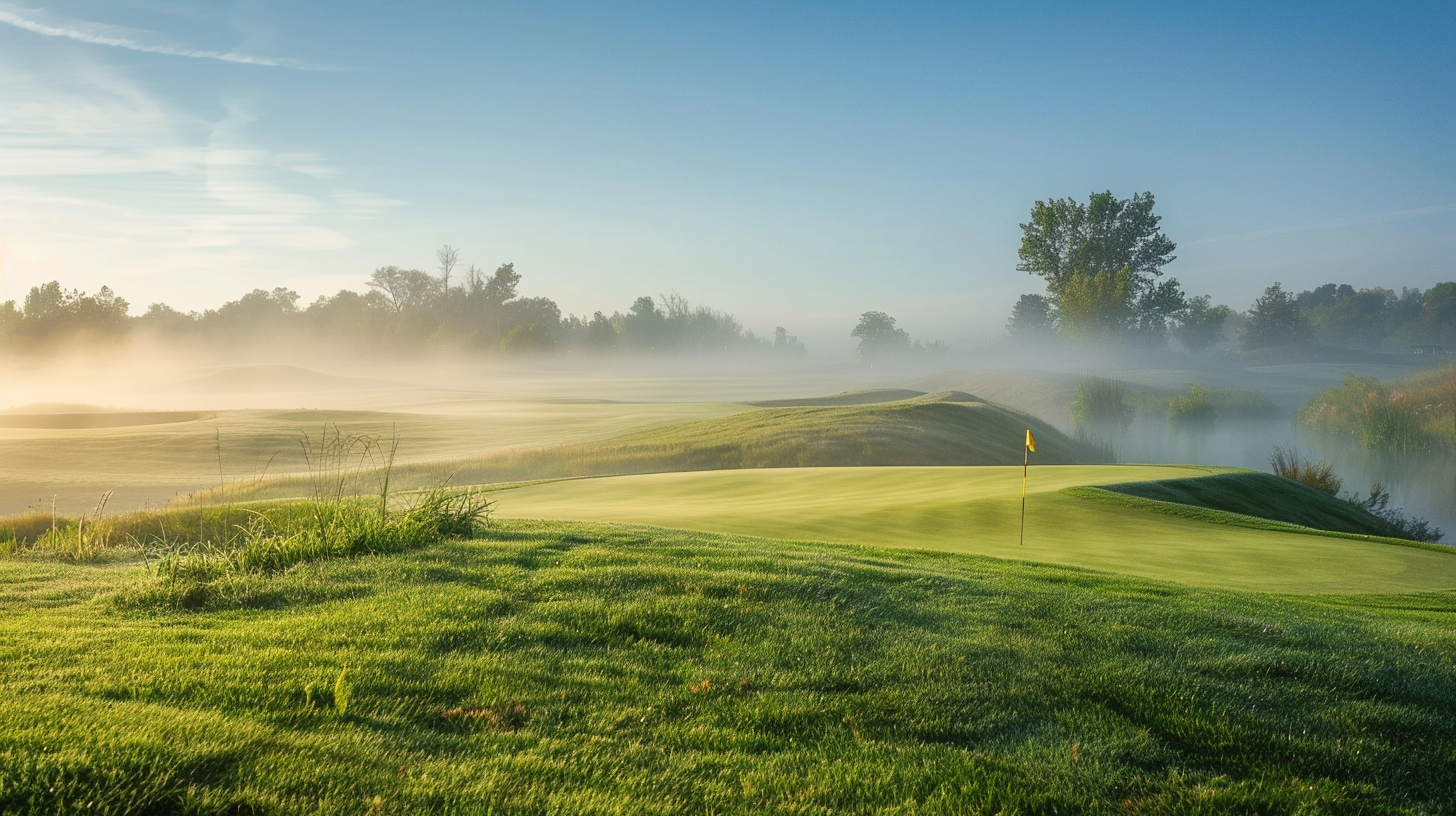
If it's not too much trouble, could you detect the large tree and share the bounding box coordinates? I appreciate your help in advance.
[1018,191,1183,342]
[851,311,911,360]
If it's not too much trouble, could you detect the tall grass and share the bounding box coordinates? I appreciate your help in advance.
[2,493,121,561]
[3,427,495,601]
[1299,370,1451,452]
[1266,447,1442,542]
[1070,377,1134,430]
[1268,446,1342,495]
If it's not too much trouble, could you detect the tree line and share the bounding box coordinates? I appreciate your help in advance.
[0,248,809,359]
[1005,191,1456,353]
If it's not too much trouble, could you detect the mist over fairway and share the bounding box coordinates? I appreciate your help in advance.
[2,349,1454,534]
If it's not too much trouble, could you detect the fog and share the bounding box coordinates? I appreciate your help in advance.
[1,338,1451,538]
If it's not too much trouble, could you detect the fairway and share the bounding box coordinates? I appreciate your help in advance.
[497,465,1456,594]
[0,400,749,515]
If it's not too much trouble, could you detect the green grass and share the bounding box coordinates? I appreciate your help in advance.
[745,387,948,407]
[216,392,1110,502]
[1095,472,1408,538]
[496,466,1456,594]
[0,401,748,516]
[449,391,1107,478]
[1299,367,1456,452]
[3,521,1456,814]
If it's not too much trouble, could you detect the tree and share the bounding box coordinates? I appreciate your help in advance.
[1173,295,1231,353]
[17,281,130,343]
[583,311,619,352]
[621,296,669,351]
[436,244,460,298]
[774,326,807,357]
[1241,282,1312,349]
[368,266,438,314]
[481,263,520,306]
[1018,191,1182,342]
[1055,266,1133,338]
[1006,293,1056,339]
[1424,282,1456,327]
[851,311,910,360]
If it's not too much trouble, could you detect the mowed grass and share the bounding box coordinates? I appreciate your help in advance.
[194,392,1110,505]
[417,392,1110,486]
[4,522,1456,814]
[0,401,747,515]
[1096,471,1413,539]
[495,466,1456,594]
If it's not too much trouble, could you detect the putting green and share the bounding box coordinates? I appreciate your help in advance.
[496,465,1456,594]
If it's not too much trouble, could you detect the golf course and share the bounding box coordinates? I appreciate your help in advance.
[3,369,1456,814]
[495,465,1456,594]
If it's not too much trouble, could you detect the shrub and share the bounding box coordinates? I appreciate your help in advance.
[1168,385,1216,424]
[1346,483,1444,543]
[1268,447,1342,495]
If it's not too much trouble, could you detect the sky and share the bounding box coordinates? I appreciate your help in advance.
[0,0,1452,349]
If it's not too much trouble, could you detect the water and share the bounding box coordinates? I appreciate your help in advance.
[1102,416,1456,541]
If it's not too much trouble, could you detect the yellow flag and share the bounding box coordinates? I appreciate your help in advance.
[1025,429,1035,452]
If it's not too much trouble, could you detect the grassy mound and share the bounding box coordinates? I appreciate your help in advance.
[1095,472,1408,538]
[746,387,953,407]
[2,522,1455,813]
[448,394,1108,484]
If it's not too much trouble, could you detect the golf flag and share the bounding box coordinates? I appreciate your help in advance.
[1020,429,1033,545]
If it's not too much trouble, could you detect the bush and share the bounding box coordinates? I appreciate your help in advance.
[1268,447,1342,495]
[1169,385,1216,424]
[1346,483,1444,543]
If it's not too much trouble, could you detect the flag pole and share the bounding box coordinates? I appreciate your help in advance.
[1020,429,1033,546]
[1020,442,1027,546]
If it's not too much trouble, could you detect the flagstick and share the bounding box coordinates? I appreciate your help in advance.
[1020,443,1028,546]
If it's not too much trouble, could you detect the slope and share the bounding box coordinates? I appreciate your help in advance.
[446,392,1110,485]
[1094,471,1408,538]
[495,465,1456,594]
[2,522,1455,813]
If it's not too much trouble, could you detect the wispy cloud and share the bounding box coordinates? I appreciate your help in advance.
[0,53,394,305]
[1192,202,1456,245]
[0,4,316,68]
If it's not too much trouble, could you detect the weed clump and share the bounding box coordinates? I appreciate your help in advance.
[1268,446,1342,495]
[112,426,495,611]
[1268,447,1442,542]
[1346,483,1444,543]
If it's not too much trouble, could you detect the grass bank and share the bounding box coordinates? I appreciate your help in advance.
[3,521,1456,814]
[219,392,1111,503]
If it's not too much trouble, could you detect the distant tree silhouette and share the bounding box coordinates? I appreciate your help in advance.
[1241,283,1312,349]
[851,311,911,360]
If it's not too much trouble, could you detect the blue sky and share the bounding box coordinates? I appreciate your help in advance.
[0,0,1451,347]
